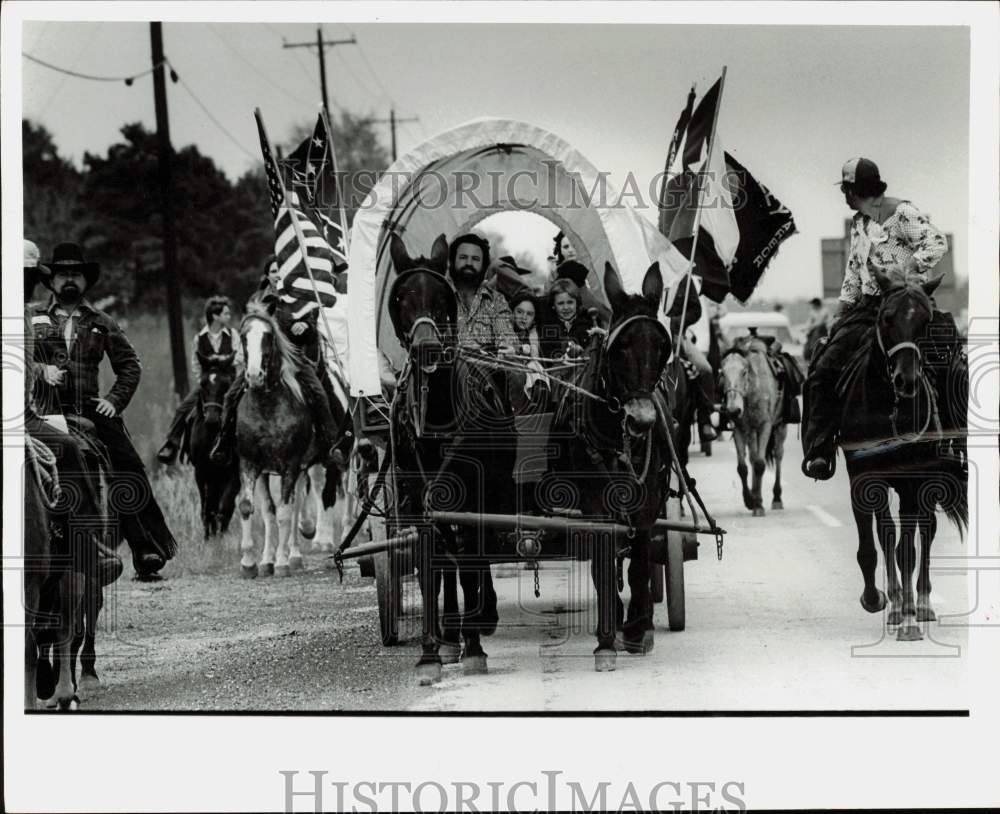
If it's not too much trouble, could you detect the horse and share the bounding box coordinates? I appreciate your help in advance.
[544,260,673,669]
[185,370,240,538]
[838,270,967,640]
[29,418,113,710]
[235,300,321,578]
[388,232,510,684]
[718,334,787,516]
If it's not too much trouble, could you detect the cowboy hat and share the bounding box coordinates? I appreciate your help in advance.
[43,242,100,290]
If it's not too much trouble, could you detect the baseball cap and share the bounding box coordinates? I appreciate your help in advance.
[837,157,882,187]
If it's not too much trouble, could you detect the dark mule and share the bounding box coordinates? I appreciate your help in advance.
[388,233,492,684]
[31,419,112,709]
[24,438,57,709]
[185,371,240,538]
[545,261,673,669]
[839,271,967,640]
[235,300,319,577]
[718,335,787,516]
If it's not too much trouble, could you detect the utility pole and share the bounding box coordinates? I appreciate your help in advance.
[283,27,356,122]
[370,108,419,162]
[149,22,188,399]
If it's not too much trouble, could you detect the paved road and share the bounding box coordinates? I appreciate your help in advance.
[76,431,970,712]
[404,431,970,712]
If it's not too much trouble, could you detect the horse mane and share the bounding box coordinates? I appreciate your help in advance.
[243,300,306,403]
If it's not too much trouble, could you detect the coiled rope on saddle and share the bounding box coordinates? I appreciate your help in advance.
[27,436,61,510]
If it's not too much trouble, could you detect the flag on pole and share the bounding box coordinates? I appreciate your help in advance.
[255,110,339,316]
[658,77,796,302]
[286,114,349,268]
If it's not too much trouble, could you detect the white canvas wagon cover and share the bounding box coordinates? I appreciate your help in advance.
[347,117,690,396]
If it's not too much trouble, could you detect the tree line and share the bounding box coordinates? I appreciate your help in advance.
[23,114,390,313]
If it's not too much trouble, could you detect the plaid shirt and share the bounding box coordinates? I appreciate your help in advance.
[840,200,948,305]
[453,282,519,353]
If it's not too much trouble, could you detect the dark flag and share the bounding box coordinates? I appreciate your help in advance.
[286,114,349,269]
[723,152,797,302]
[681,77,721,169]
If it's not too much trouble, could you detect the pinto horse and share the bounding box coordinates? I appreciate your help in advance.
[235,301,320,578]
[838,270,967,639]
[545,261,673,668]
[186,371,240,538]
[719,335,787,516]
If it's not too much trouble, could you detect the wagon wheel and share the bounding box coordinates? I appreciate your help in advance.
[661,497,687,631]
[370,443,405,646]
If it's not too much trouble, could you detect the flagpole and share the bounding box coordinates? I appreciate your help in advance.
[319,105,351,259]
[257,108,346,373]
[673,67,727,350]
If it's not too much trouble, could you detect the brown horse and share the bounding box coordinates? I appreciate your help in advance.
[719,335,787,516]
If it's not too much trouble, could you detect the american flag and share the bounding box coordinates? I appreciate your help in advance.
[255,109,338,316]
[286,114,349,267]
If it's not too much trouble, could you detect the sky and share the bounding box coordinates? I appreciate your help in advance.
[18,19,971,301]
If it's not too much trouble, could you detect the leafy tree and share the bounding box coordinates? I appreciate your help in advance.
[22,120,84,253]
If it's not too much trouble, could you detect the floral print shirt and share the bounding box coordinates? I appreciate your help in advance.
[840,200,948,305]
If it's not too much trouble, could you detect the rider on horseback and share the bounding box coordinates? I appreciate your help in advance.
[802,158,958,480]
[24,241,121,586]
[157,296,243,464]
[210,255,344,466]
[29,242,177,580]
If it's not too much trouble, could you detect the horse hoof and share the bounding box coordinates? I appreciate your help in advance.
[416,661,442,686]
[594,649,617,672]
[624,630,654,655]
[259,563,274,578]
[56,695,80,712]
[887,609,904,626]
[771,501,784,511]
[462,654,488,676]
[240,563,258,580]
[439,643,461,665]
[78,673,101,697]
[897,624,923,642]
[916,606,937,623]
[752,507,766,517]
[860,589,887,614]
[289,556,304,572]
[275,564,291,578]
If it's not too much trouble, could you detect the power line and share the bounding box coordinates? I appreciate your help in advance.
[331,46,386,105]
[24,51,163,84]
[167,61,257,161]
[341,27,396,106]
[206,24,320,109]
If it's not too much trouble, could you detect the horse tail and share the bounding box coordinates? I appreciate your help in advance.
[941,453,969,539]
[765,427,777,468]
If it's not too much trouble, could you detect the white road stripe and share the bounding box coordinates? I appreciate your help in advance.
[806,504,843,528]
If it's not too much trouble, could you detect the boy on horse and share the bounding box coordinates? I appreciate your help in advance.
[802,158,956,480]
[29,242,177,580]
[157,295,243,464]
[210,255,344,466]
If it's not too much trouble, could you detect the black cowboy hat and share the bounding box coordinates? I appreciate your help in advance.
[43,242,100,290]
[498,255,533,276]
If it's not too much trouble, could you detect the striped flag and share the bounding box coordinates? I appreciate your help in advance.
[286,114,349,268]
[255,109,339,316]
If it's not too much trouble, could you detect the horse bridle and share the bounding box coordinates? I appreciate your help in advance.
[602,314,671,404]
[874,292,940,440]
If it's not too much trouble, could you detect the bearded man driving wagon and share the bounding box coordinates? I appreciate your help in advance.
[801,158,962,480]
